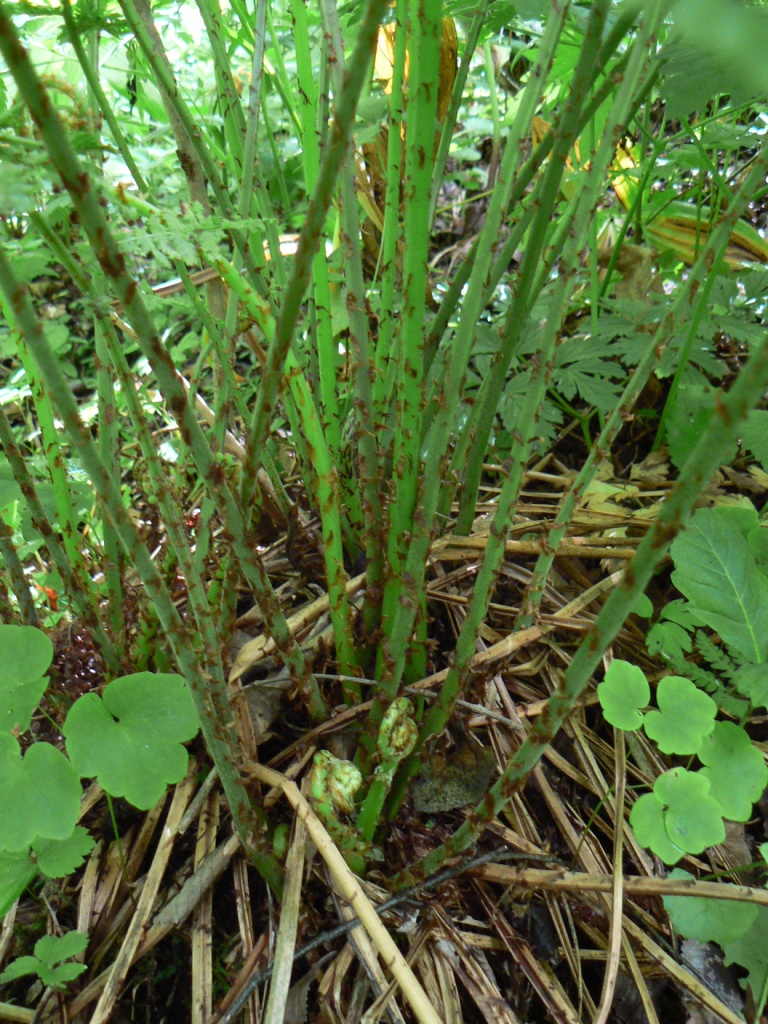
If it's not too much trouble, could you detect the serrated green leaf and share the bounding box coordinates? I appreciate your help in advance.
[63,673,198,810]
[642,676,716,755]
[697,721,768,821]
[670,507,768,663]
[0,955,43,984]
[646,621,693,660]
[0,932,88,989]
[32,827,95,879]
[35,931,88,965]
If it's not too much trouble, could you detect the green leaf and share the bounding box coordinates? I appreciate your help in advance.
[630,792,687,865]
[35,931,89,963]
[0,733,81,851]
[597,660,650,731]
[697,721,768,822]
[732,662,768,711]
[741,409,768,472]
[0,932,88,989]
[632,594,654,618]
[646,620,693,661]
[0,633,50,735]
[0,848,37,917]
[655,768,726,855]
[0,624,53,689]
[554,337,624,413]
[663,867,758,943]
[63,673,198,810]
[673,0,768,98]
[646,601,701,660]
[670,507,768,663]
[749,523,768,579]
[666,384,718,470]
[32,827,95,879]
[642,676,716,755]
[721,906,768,999]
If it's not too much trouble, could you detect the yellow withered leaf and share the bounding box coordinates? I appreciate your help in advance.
[373,17,457,126]
[611,147,768,269]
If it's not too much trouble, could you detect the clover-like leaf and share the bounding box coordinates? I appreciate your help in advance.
[597,660,650,731]
[0,625,52,734]
[63,673,198,810]
[0,733,81,851]
[697,721,768,821]
[630,792,687,864]
[643,676,716,754]
[655,768,726,854]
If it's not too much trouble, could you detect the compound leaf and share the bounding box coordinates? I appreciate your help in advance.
[0,932,88,989]
[670,507,768,663]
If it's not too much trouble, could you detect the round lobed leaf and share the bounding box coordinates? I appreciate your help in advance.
[0,626,54,734]
[0,624,53,689]
[656,768,726,855]
[0,733,81,851]
[63,673,198,810]
[642,676,716,754]
[630,792,686,864]
[597,660,650,732]
[697,721,768,821]
[663,867,758,943]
